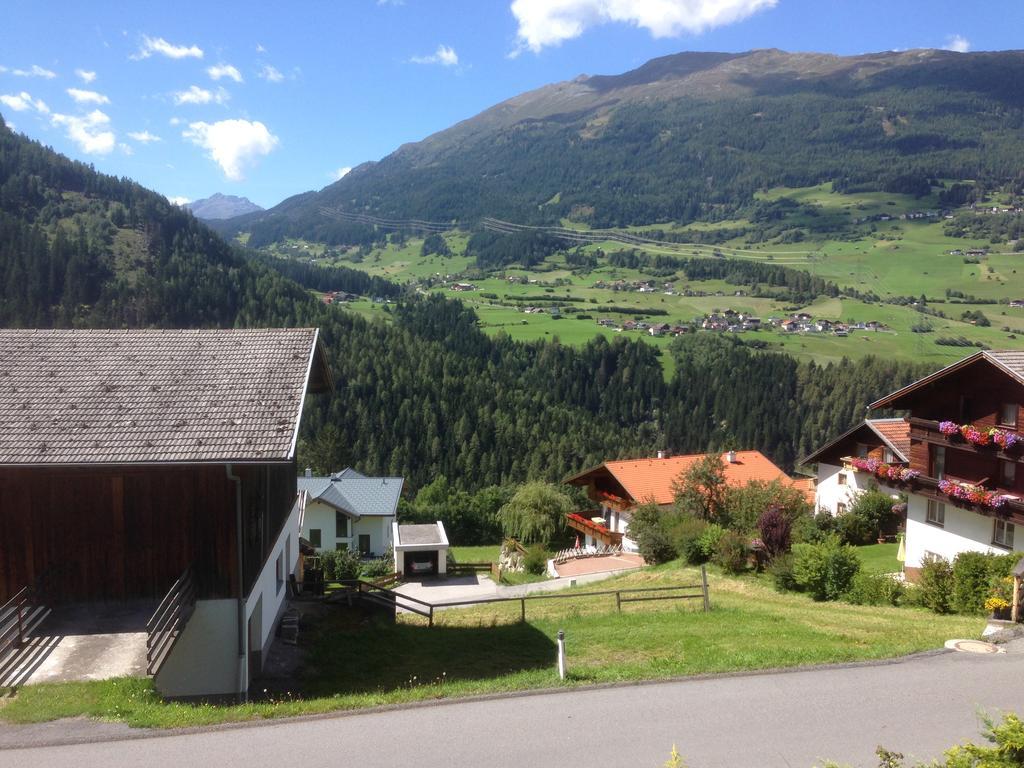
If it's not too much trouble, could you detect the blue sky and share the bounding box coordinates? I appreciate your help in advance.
[1,0,1022,209]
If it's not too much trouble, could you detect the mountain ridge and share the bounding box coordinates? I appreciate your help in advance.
[185,193,264,220]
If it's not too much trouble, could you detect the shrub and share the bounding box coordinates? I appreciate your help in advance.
[361,550,394,579]
[845,571,905,606]
[757,506,792,560]
[793,510,838,544]
[668,514,708,565]
[693,523,726,564]
[320,547,362,581]
[848,490,901,539]
[768,552,799,592]
[523,544,549,575]
[836,510,875,545]
[628,504,678,564]
[713,530,749,574]
[918,554,954,613]
[791,536,861,601]
[726,479,812,533]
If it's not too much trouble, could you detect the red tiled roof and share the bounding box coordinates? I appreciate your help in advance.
[869,418,911,462]
[578,451,792,506]
[790,477,816,505]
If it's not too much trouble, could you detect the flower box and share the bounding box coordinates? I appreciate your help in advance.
[938,420,1021,451]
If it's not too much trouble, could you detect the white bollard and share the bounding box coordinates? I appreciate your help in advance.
[557,629,567,680]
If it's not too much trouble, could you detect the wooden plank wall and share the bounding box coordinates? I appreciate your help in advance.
[0,465,240,603]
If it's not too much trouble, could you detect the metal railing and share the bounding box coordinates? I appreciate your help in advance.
[145,564,197,676]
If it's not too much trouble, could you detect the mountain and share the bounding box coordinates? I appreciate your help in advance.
[185,193,263,220]
[220,48,1024,247]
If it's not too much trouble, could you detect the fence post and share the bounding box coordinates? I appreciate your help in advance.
[700,565,710,612]
[616,591,621,613]
[520,598,526,623]
[429,605,434,628]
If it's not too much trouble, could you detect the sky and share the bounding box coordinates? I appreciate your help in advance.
[1,0,1022,209]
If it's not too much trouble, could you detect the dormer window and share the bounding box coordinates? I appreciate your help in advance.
[883,448,896,463]
[1000,403,1018,429]
[855,443,869,458]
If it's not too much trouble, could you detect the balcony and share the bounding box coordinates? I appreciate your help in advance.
[566,513,624,547]
[912,475,1024,521]
[909,417,1024,463]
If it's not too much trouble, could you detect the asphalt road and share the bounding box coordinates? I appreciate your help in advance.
[2,644,1023,768]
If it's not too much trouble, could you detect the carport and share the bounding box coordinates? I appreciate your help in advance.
[393,522,449,578]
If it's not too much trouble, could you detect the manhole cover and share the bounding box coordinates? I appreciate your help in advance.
[944,639,1004,654]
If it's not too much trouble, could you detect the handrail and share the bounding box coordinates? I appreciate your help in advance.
[146,564,197,676]
[0,586,49,664]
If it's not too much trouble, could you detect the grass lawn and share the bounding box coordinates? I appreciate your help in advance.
[449,544,500,563]
[856,543,902,574]
[0,560,982,729]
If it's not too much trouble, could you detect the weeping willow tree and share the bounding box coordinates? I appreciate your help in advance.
[499,482,574,545]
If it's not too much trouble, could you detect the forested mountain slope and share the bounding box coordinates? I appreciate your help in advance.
[0,115,928,491]
[220,48,1024,246]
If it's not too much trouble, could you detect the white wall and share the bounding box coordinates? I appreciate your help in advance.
[815,463,876,516]
[154,599,239,697]
[302,501,393,555]
[905,492,1022,568]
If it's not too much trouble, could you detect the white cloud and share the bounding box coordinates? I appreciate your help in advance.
[510,0,777,53]
[207,63,243,82]
[943,34,971,53]
[127,130,161,143]
[119,142,133,155]
[75,69,97,83]
[169,116,182,125]
[255,43,266,53]
[168,195,190,206]
[173,85,229,105]
[258,64,284,83]
[132,35,203,60]
[67,87,110,105]
[330,166,352,181]
[182,119,279,180]
[51,109,116,154]
[0,91,49,113]
[11,64,57,78]
[411,44,459,66]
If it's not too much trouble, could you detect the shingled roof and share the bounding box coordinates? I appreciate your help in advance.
[0,328,332,466]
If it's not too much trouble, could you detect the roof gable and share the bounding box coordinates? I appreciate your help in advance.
[800,418,910,467]
[0,328,330,466]
[299,469,404,517]
[869,351,1024,410]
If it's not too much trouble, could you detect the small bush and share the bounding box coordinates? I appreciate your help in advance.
[629,505,678,564]
[320,547,362,581]
[768,552,799,592]
[713,530,749,574]
[523,544,549,575]
[845,571,905,606]
[918,554,954,613]
[757,506,792,560]
[694,523,726,564]
[361,550,394,579]
[793,510,838,544]
[669,514,708,565]
[791,536,861,601]
[835,511,875,546]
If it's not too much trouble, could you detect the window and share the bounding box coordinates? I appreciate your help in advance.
[994,519,1015,549]
[336,511,349,539]
[1000,460,1016,488]
[359,534,371,556]
[836,502,847,515]
[1000,403,1019,429]
[926,500,945,527]
[837,473,848,486]
[855,443,869,458]
[309,528,322,548]
[336,542,349,551]
[931,445,946,480]
[883,448,896,463]
[275,552,284,594]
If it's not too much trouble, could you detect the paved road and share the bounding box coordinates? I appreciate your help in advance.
[2,645,1023,768]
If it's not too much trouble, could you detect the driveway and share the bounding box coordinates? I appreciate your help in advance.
[3,641,1023,767]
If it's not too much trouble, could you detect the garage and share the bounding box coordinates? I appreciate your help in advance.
[393,522,449,579]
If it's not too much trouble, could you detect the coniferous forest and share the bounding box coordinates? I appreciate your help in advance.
[0,117,928,492]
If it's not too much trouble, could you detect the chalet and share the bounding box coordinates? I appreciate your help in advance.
[649,323,670,337]
[0,329,332,697]
[807,350,1024,580]
[298,468,403,557]
[564,451,797,552]
[800,419,910,516]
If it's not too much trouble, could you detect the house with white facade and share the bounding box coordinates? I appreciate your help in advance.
[801,418,910,516]
[806,350,1024,580]
[564,450,805,552]
[298,468,403,557]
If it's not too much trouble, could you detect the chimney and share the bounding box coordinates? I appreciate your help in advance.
[304,467,313,478]
[726,450,737,464]
[656,450,667,459]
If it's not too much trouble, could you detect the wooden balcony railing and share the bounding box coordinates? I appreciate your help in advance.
[567,513,624,546]
[146,564,197,676]
[909,417,1024,463]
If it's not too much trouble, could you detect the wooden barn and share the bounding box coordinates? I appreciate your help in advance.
[0,328,331,696]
